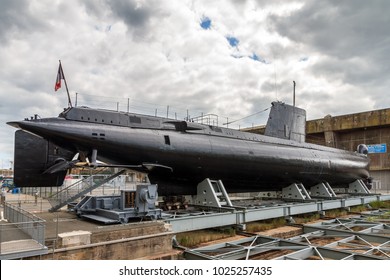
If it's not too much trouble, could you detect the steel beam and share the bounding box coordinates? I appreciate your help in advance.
[165,194,390,233]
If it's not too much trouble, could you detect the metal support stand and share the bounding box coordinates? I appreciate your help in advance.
[282,183,311,201]
[192,179,233,207]
[90,149,98,167]
[134,185,159,214]
[348,180,371,194]
[310,182,337,198]
[74,185,162,224]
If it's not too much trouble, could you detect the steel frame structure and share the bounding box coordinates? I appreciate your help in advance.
[183,215,390,260]
[164,194,390,233]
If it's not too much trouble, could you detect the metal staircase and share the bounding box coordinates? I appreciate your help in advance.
[47,169,126,212]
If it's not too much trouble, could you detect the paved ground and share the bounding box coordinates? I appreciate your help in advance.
[1,193,163,241]
[1,193,175,259]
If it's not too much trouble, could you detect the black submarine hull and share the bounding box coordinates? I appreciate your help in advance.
[8,105,370,196]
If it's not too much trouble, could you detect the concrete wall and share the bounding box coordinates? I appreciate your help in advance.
[370,170,390,194]
[306,127,390,171]
[43,232,176,260]
[305,116,390,190]
[27,222,179,260]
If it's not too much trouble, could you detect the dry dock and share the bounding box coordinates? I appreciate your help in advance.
[1,191,389,260]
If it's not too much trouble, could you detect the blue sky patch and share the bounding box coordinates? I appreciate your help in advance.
[250,53,260,61]
[200,17,211,29]
[226,36,239,47]
[250,53,267,63]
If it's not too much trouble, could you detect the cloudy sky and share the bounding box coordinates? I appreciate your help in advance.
[1,0,389,168]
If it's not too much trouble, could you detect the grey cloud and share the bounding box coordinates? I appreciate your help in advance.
[82,0,173,41]
[82,0,108,18]
[266,0,390,111]
[0,0,47,42]
[2,0,390,160]
[108,0,151,28]
[310,57,388,87]
[92,0,169,40]
[268,0,390,60]
[260,79,295,100]
[260,80,279,95]
[299,89,332,104]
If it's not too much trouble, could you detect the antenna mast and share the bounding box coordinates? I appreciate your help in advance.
[293,81,296,107]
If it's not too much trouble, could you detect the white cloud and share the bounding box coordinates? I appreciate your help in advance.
[1,0,390,164]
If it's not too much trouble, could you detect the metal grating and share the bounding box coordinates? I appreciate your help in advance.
[183,216,390,260]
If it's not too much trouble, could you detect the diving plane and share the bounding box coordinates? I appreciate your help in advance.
[7,101,371,196]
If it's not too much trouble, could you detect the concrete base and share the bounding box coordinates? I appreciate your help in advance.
[27,221,176,260]
[58,231,91,248]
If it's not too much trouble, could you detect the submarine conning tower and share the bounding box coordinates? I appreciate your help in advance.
[265,101,306,143]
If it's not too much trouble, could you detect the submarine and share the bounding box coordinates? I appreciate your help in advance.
[7,101,371,196]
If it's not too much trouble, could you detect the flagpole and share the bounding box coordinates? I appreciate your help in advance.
[59,60,73,108]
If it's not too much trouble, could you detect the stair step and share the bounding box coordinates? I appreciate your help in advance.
[48,169,126,212]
